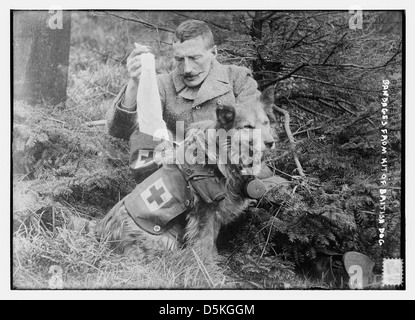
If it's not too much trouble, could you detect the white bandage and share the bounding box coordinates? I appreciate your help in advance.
[135,43,170,141]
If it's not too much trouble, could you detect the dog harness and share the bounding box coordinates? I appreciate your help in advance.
[124,133,267,236]
[123,163,226,236]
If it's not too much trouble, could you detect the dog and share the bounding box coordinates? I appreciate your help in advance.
[95,87,277,259]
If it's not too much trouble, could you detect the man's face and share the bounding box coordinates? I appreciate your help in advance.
[172,36,216,88]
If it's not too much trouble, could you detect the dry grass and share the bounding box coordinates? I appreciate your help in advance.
[13,219,239,290]
[13,186,234,289]
[12,183,320,290]
[13,219,324,290]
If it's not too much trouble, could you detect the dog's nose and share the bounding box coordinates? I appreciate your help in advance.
[265,141,274,149]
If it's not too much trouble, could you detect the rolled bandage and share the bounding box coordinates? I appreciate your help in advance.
[135,43,171,141]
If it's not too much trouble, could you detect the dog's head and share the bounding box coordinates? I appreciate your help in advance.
[184,87,277,177]
[215,87,277,176]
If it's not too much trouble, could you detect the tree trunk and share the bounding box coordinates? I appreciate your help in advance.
[250,11,264,41]
[13,10,71,106]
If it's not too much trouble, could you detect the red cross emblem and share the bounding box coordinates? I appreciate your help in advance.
[134,150,154,169]
[147,185,166,205]
[141,178,172,212]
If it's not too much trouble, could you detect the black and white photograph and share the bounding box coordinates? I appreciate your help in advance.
[9,2,408,299]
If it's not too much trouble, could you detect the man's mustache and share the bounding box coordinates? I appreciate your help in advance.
[182,73,200,79]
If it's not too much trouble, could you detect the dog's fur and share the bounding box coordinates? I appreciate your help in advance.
[95,88,276,259]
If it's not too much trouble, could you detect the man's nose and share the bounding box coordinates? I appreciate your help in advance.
[183,58,192,73]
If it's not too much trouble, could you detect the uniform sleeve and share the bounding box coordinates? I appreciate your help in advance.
[230,65,261,104]
[156,74,167,112]
[106,83,138,140]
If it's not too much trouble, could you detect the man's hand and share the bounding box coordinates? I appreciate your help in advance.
[127,45,150,83]
[123,45,150,110]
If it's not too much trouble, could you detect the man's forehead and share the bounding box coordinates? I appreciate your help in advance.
[172,36,210,55]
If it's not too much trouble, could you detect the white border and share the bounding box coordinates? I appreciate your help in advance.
[3,0,413,300]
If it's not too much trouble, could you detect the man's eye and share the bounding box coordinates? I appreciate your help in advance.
[263,120,269,126]
[191,55,202,60]
[244,125,255,129]
[174,57,183,62]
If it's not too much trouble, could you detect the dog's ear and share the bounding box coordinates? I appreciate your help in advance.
[260,86,277,123]
[216,105,235,130]
[260,86,275,106]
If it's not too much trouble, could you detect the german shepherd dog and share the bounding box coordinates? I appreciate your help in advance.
[95,88,276,259]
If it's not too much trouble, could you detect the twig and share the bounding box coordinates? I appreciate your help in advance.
[85,120,107,127]
[286,93,358,115]
[318,99,348,114]
[293,126,323,136]
[52,208,56,237]
[292,75,381,93]
[65,92,107,112]
[335,101,362,119]
[41,116,66,124]
[191,249,214,288]
[87,48,126,64]
[273,105,305,177]
[103,12,175,33]
[220,48,255,60]
[290,100,333,120]
[40,255,59,263]
[286,27,321,50]
[311,48,401,70]
[89,83,117,97]
[322,32,348,65]
[261,63,307,89]
[169,11,233,31]
[260,202,285,259]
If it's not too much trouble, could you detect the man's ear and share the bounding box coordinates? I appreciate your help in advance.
[216,105,235,130]
[210,45,218,58]
[260,86,277,123]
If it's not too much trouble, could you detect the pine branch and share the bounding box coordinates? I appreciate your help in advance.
[292,75,380,93]
[260,64,307,89]
[290,100,333,120]
[310,48,401,70]
[321,32,348,65]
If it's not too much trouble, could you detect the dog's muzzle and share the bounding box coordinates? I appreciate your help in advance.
[244,178,266,199]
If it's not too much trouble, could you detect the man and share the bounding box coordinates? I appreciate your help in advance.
[107,20,265,183]
[103,20,287,252]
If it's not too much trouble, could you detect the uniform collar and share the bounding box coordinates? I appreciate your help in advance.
[172,60,231,106]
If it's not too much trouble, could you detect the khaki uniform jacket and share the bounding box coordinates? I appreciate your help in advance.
[107,59,260,141]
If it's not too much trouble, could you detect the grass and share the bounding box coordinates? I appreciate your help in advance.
[13,223,237,290]
[13,204,322,290]
[12,147,329,290]
[13,196,246,291]
[12,147,238,289]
